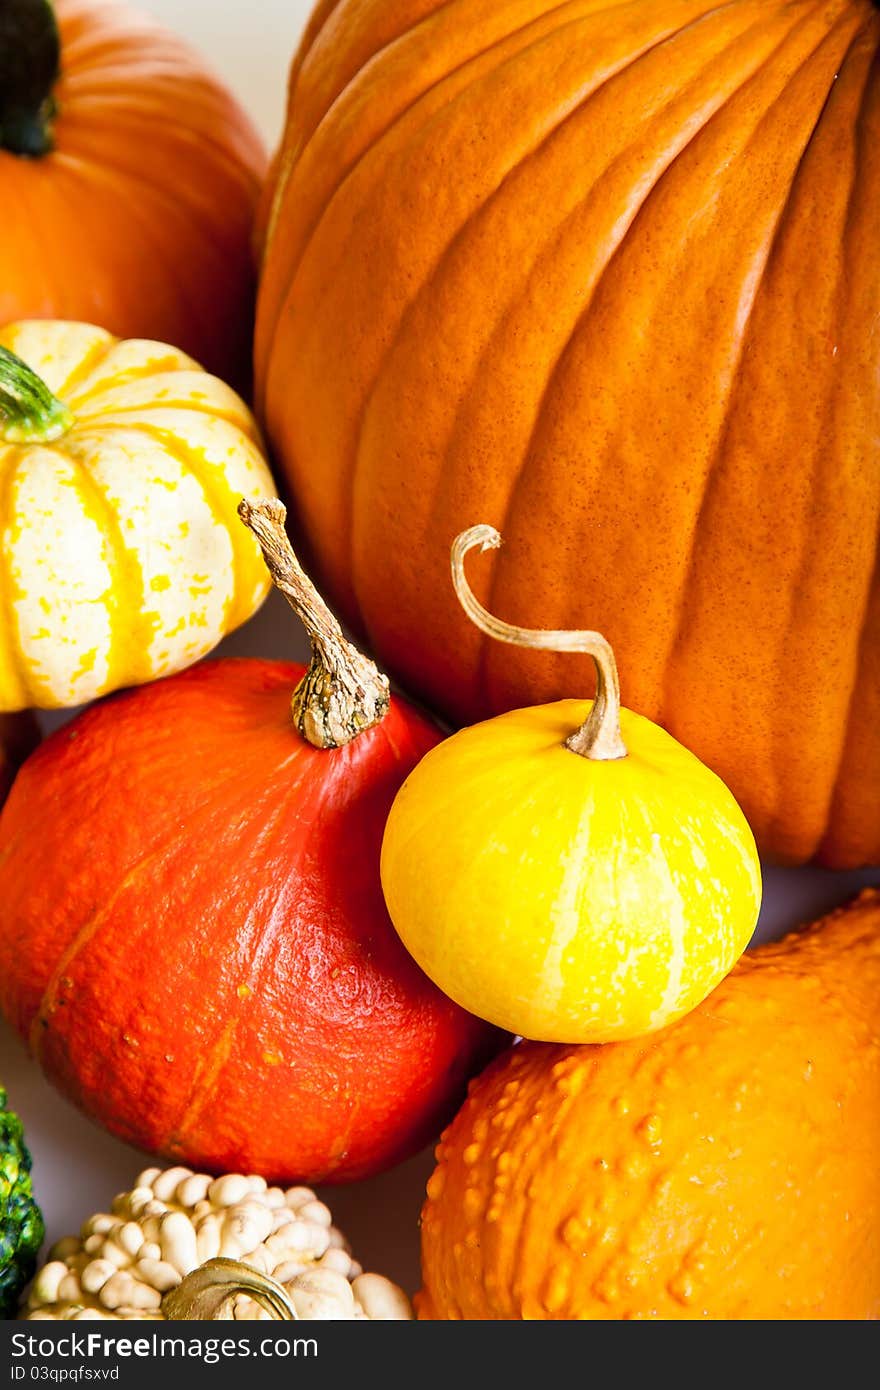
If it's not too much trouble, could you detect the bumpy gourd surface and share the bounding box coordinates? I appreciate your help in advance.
[256,0,880,866]
[382,699,761,1041]
[419,891,880,1320]
[0,321,275,710]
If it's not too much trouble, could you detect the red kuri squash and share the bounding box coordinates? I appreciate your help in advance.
[256,0,880,867]
[1,0,265,386]
[0,501,500,1181]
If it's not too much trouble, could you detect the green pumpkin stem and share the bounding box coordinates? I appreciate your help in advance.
[238,497,390,750]
[0,0,61,158]
[451,524,628,762]
[0,345,73,444]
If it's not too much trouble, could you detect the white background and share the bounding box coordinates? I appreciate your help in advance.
[2,0,876,1309]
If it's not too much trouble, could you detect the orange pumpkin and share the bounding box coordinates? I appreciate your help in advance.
[0,501,501,1183]
[1,0,265,386]
[419,890,880,1321]
[256,0,880,867]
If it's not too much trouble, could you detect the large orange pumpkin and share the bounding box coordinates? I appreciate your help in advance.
[256,0,880,867]
[1,0,265,386]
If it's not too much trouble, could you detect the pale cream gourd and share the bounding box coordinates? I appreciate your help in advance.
[24,1166,412,1321]
[0,320,275,710]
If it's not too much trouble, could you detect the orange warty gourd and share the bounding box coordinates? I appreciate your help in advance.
[1,0,266,386]
[256,0,880,867]
[0,501,501,1182]
[419,890,880,1321]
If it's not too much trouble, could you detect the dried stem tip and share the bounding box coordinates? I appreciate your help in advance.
[239,498,390,749]
[451,524,627,762]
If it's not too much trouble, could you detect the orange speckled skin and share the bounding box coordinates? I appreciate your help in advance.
[419,891,880,1320]
[0,712,38,803]
[0,659,502,1182]
[1,0,266,388]
[256,0,880,865]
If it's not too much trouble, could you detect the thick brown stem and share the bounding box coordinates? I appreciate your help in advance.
[239,498,390,750]
[162,1259,298,1320]
[451,524,627,761]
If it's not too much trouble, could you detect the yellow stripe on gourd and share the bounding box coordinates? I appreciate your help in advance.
[0,449,30,710]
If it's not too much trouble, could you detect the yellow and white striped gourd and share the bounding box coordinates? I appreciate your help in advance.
[0,320,275,710]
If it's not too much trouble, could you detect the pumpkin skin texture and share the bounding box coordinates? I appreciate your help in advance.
[0,0,265,387]
[381,698,761,1043]
[0,658,502,1182]
[419,890,880,1321]
[0,320,276,711]
[256,0,880,868]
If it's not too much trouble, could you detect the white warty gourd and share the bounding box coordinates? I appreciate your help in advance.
[24,1167,412,1320]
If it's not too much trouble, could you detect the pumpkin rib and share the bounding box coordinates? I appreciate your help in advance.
[791,40,880,864]
[471,9,839,710]
[663,12,878,859]
[55,334,118,401]
[58,0,263,177]
[347,3,781,664]
[125,422,261,634]
[63,438,154,694]
[29,832,193,1064]
[479,1,865,727]
[659,12,870,791]
[2,156,70,319]
[64,366,203,415]
[258,0,617,405]
[60,350,204,407]
[54,152,226,351]
[397,2,817,689]
[28,148,217,354]
[164,1017,240,1160]
[78,402,261,442]
[26,727,306,1062]
[763,18,878,854]
[259,0,798,389]
[160,765,321,1157]
[60,95,264,210]
[0,450,30,711]
[257,0,474,382]
[261,0,730,403]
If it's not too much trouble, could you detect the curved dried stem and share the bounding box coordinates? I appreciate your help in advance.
[451,524,627,761]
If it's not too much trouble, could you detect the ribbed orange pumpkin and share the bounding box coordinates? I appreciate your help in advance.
[256,0,880,867]
[1,0,265,386]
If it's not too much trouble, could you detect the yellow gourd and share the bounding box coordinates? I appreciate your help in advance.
[381,526,762,1043]
[0,320,275,710]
